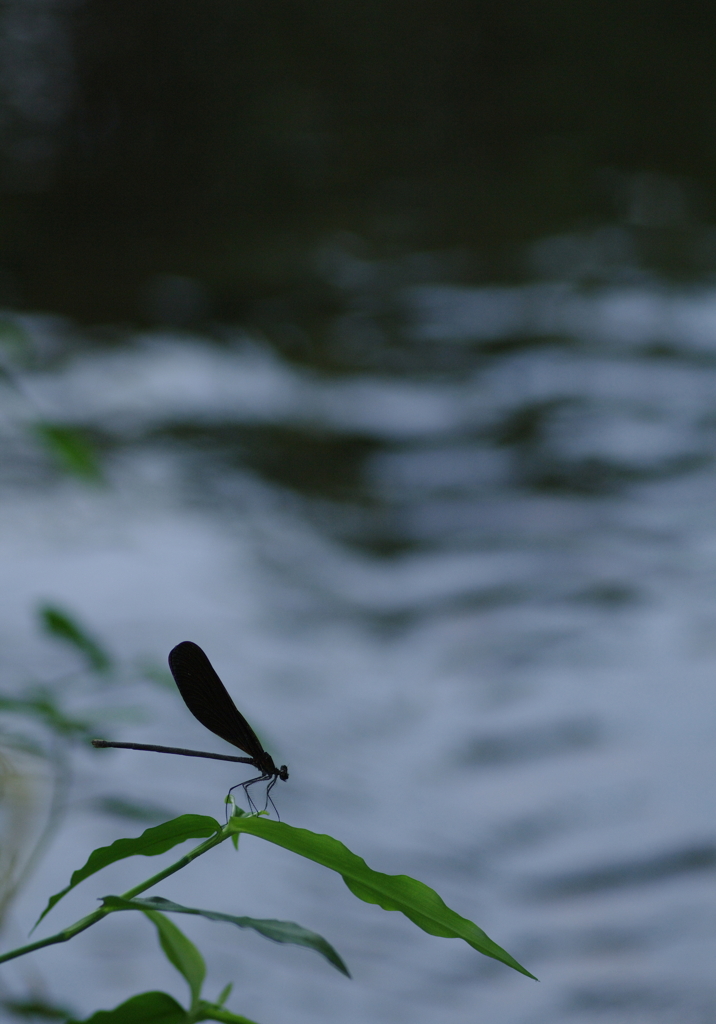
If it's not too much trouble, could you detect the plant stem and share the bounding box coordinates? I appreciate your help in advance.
[0,908,106,965]
[0,826,231,965]
[120,829,228,900]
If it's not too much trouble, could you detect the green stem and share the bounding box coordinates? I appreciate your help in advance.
[120,828,228,900]
[0,908,105,965]
[0,826,231,965]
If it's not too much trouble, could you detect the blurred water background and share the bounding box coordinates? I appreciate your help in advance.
[1,4,716,1023]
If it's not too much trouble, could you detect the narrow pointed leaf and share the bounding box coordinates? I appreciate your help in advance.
[67,991,187,1024]
[101,896,350,976]
[34,424,103,483]
[215,984,233,1008]
[35,815,221,928]
[229,817,536,979]
[2,996,73,1020]
[0,692,95,737]
[143,911,205,1007]
[38,603,111,673]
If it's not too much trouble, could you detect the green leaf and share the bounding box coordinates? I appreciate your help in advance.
[228,805,244,849]
[67,991,187,1024]
[215,985,232,1008]
[0,691,95,737]
[100,896,350,977]
[1,997,73,1020]
[68,992,261,1024]
[229,817,536,980]
[143,911,205,1009]
[195,1003,260,1024]
[38,603,112,673]
[33,423,103,483]
[34,815,221,928]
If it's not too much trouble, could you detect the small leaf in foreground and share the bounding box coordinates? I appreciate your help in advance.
[195,1002,260,1024]
[67,991,187,1024]
[215,984,233,1008]
[38,603,112,673]
[143,911,205,1008]
[34,815,221,928]
[101,896,350,977]
[2,997,73,1020]
[230,817,536,979]
[0,692,94,737]
[33,423,103,483]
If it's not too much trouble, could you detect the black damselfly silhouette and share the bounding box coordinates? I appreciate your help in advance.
[92,641,288,814]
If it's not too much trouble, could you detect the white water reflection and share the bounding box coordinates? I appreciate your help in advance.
[1,282,716,1023]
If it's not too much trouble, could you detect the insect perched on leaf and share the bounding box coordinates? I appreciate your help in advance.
[92,641,288,813]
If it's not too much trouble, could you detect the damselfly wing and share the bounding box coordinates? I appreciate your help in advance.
[92,641,288,812]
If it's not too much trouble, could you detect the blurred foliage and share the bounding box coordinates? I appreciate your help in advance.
[1,998,74,1022]
[32,426,104,485]
[90,797,175,824]
[0,607,184,1017]
[38,604,112,673]
[1,0,716,325]
[156,422,379,499]
[68,991,188,1024]
[0,604,159,921]
[0,691,96,739]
